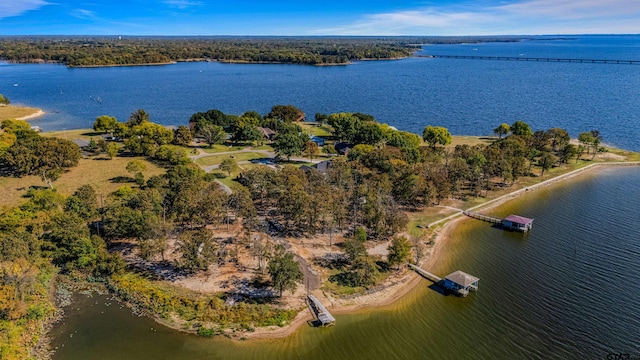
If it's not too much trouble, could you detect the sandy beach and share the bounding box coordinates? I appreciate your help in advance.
[16,109,45,121]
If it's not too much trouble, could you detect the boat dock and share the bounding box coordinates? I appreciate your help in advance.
[409,264,479,297]
[307,294,335,326]
[423,54,640,65]
[463,211,534,232]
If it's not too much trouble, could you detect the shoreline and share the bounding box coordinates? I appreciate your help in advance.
[16,109,45,121]
[237,160,640,341]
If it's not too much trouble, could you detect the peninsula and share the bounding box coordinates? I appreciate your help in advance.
[0,105,638,359]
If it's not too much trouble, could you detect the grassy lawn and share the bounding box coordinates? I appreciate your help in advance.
[0,155,166,207]
[448,135,496,148]
[196,152,269,167]
[299,122,333,137]
[199,144,245,153]
[0,106,41,120]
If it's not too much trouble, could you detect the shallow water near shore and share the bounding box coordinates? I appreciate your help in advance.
[50,166,640,359]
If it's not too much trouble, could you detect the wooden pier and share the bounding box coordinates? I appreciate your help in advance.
[307,294,335,327]
[409,264,442,283]
[423,54,640,65]
[463,211,502,224]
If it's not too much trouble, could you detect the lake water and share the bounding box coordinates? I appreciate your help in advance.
[1,35,640,151]
[50,166,640,359]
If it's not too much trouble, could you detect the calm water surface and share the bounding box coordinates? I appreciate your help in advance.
[51,167,640,359]
[1,35,639,151]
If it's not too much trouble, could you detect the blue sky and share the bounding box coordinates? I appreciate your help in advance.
[0,0,638,36]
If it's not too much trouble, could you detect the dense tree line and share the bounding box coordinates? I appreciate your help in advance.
[0,36,528,67]
[1,119,82,188]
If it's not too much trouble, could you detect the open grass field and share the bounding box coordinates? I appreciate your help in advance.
[195,152,269,166]
[0,106,42,120]
[0,155,166,207]
[448,135,496,148]
[299,122,333,137]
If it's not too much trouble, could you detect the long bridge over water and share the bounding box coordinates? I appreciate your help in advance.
[420,54,640,65]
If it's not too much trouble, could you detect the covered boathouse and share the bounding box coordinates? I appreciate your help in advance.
[443,271,479,297]
[502,215,534,232]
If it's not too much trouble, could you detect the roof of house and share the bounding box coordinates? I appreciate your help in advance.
[257,127,276,137]
[504,215,534,225]
[72,139,90,148]
[314,160,332,172]
[334,142,353,154]
[445,270,479,287]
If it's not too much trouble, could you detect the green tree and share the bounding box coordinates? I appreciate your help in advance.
[127,109,150,127]
[315,113,329,125]
[303,141,319,161]
[267,245,303,297]
[219,157,238,177]
[327,113,361,143]
[387,236,411,270]
[172,125,193,146]
[354,122,385,145]
[422,126,452,148]
[560,144,579,164]
[106,142,119,159]
[124,122,174,155]
[510,120,533,137]
[0,93,10,105]
[538,152,557,176]
[493,123,510,139]
[176,229,218,273]
[64,184,98,219]
[273,133,305,161]
[196,121,226,147]
[139,218,173,261]
[343,236,367,262]
[93,115,118,134]
[266,105,305,122]
[126,160,146,177]
[2,137,81,188]
[346,255,379,287]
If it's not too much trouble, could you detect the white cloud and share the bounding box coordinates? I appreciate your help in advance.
[163,0,203,9]
[312,0,640,35]
[70,9,97,20]
[0,0,49,20]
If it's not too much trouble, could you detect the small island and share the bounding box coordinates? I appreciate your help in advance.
[0,104,638,358]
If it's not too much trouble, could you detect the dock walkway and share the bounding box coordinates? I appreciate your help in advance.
[307,294,335,326]
[463,211,502,224]
[408,264,441,283]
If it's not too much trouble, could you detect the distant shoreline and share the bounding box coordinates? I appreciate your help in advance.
[68,62,177,68]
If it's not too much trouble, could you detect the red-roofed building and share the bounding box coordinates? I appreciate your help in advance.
[502,215,534,232]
